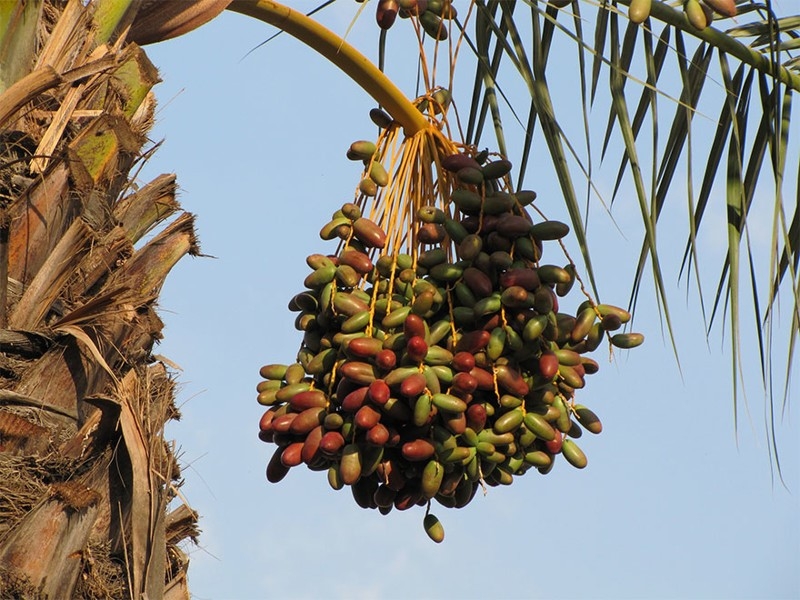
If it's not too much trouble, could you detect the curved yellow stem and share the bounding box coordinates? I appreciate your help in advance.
[226,0,429,135]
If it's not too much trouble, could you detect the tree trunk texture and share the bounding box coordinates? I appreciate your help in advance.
[0,1,201,597]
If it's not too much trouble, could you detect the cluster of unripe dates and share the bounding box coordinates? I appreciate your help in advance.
[370,0,455,40]
[257,151,642,542]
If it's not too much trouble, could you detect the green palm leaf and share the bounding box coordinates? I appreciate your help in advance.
[448,0,800,466]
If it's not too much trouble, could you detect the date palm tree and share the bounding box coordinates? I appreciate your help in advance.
[0,0,796,596]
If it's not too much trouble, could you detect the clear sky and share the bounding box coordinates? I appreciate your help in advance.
[139,4,798,599]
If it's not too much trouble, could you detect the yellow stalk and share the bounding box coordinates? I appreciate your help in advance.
[227,0,429,135]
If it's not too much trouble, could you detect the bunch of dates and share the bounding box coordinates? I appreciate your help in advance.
[257,153,642,542]
[370,0,455,39]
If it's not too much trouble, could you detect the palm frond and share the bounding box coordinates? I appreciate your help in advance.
[448,0,800,467]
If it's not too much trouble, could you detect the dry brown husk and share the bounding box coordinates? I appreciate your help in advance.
[0,1,203,598]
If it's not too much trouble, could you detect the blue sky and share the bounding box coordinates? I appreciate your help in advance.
[139,4,798,599]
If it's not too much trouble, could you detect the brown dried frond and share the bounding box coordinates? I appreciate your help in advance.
[39,0,66,46]
[131,90,156,137]
[0,460,48,537]
[73,540,128,600]
[49,480,100,511]
[0,565,39,598]
[114,172,179,244]
[0,131,37,205]
[0,411,51,454]
[0,411,48,439]
[0,452,84,539]
[165,503,200,547]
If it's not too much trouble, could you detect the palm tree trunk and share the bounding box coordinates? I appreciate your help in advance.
[0,1,202,597]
